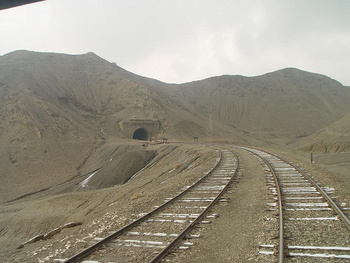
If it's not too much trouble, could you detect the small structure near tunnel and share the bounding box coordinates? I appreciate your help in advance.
[121,118,161,141]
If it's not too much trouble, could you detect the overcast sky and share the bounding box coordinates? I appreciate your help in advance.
[1,0,350,85]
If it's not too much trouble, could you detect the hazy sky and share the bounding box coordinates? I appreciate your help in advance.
[1,0,350,85]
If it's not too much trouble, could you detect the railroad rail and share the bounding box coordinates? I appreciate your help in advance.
[59,148,241,263]
[240,147,350,262]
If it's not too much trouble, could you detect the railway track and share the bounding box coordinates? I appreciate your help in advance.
[240,147,350,262]
[57,148,241,263]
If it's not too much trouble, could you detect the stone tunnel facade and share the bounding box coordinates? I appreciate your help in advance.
[121,118,161,141]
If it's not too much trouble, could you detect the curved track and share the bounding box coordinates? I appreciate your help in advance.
[240,147,350,262]
[60,148,241,263]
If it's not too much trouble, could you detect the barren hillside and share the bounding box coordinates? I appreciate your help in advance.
[0,51,246,202]
[298,111,350,153]
[1,50,350,203]
[158,68,350,140]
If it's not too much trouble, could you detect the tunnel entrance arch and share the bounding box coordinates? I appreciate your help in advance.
[133,128,149,140]
[121,118,161,140]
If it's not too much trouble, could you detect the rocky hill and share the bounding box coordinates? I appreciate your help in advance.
[0,50,244,139]
[156,68,350,140]
[1,50,350,202]
[0,50,245,202]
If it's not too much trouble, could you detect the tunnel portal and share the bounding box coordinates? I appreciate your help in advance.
[132,128,149,140]
[120,118,161,140]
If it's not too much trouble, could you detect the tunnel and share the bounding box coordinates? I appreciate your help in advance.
[132,128,149,140]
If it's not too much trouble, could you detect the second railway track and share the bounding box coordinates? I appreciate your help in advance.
[58,148,241,263]
[240,147,350,262]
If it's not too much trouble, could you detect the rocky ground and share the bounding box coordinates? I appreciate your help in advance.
[0,141,349,262]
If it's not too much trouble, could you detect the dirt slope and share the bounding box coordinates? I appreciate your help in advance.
[0,143,218,261]
[297,111,350,153]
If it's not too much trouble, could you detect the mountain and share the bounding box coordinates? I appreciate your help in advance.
[0,50,246,202]
[1,50,350,202]
[0,50,242,139]
[154,68,350,140]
